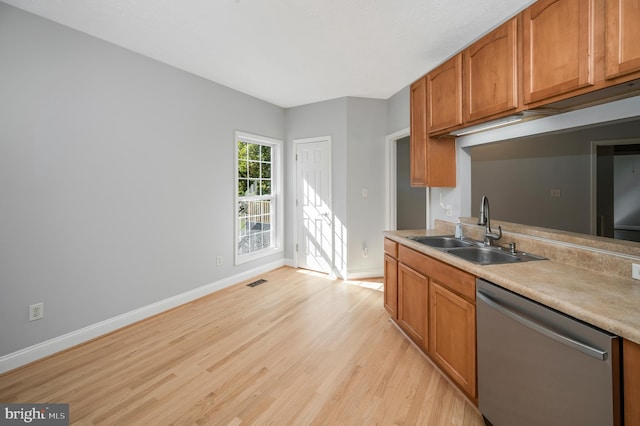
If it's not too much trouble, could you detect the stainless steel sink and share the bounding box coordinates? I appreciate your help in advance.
[407,235,546,265]
[444,246,520,265]
[408,235,476,249]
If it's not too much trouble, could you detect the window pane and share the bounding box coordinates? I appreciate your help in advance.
[261,179,271,195]
[248,144,261,161]
[238,141,247,159]
[238,160,247,178]
[238,180,248,197]
[239,235,250,254]
[262,162,271,179]
[237,199,272,255]
[248,161,261,179]
[261,145,271,162]
[247,180,258,195]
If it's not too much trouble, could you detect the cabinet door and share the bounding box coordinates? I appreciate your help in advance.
[427,55,463,133]
[523,0,596,105]
[409,77,457,188]
[397,264,428,349]
[384,254,398,319]
[606,0,640,81]
[624,339,640,426]
[429,281,476,400]
[410,77,428,186]
[464,18,519,123]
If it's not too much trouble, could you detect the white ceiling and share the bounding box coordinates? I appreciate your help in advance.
[2,0,535,108]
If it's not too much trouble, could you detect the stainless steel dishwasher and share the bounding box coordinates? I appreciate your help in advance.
[476,279,621,426]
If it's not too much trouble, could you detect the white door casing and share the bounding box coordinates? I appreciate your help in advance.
[294,137,332,274]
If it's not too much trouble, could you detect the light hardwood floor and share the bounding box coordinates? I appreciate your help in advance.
[0,267,484,425]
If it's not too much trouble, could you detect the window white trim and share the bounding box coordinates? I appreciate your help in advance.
[234,131,283,265]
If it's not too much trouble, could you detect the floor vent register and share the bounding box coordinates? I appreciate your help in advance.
[247,279,268,288]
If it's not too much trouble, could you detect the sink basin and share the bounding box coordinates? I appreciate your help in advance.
[407,234,546,265]
[408,235,476,249]
[445,247,520,265]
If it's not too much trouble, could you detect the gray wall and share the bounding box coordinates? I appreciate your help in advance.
[0,2,409,359]
[346,97,387,276]
[386,84,410,134]
[470,120,640,234]
[0,3,285,356]
[396,137,427,230]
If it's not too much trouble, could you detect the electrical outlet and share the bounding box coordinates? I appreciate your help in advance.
[363,247,368,258]
[550,189,561,198]
[632,263,640,280]
[216,256,223,267]
[29,302,44,321]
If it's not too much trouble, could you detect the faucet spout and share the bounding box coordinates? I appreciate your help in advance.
[479,195,502,246]
[478,195,488,226]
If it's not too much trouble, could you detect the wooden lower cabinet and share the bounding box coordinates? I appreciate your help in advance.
[429,281,477,401]
[383,254,398,318]
[385,241,634,412]
[390,244,477,400]
[397,263,429,349]
[383,238,399,319]
[624,339,640,426]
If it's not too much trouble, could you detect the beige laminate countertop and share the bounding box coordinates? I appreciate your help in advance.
[384,229,640,345]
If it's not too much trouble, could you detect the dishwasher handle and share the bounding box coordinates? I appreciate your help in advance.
[477,290,608,360]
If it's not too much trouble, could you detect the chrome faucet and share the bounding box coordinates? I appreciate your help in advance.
[478,195,502,246]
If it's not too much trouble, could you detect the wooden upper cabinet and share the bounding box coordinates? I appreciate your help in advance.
[523,0,596,105]
[410,77,428,186]
[605,0,640,81]
[427,55,463,133]
[409,77,456,188]
[463,18,519,123]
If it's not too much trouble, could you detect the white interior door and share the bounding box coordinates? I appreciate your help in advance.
[295,137,332,274]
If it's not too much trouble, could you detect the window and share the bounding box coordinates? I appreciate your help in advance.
[235,132,282,264]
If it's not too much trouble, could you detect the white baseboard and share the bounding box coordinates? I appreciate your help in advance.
[346,268,384,280]
[0,259,286,374]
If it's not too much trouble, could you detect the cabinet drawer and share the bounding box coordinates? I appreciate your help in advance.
[399,245,475,301]
[384,238,398,257]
